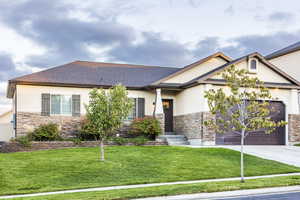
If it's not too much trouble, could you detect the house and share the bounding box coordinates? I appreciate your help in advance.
[6,46,300,145]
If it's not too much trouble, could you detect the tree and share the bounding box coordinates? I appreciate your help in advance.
[204,65,286,182]
[85,84,133,161]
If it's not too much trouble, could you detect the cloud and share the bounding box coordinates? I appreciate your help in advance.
[0,0,195,68]
[224,5,234,16]
[268,11,294,22]
[0,53,23,81]
[191,31,300,59]
[109,32,192,67]
[0,0,136,67]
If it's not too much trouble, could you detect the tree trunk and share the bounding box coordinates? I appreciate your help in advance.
[240,130,245,183]
[100,139,105,161]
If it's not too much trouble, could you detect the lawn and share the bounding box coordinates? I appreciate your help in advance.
[0,146,299,195]
[9,175,300,200]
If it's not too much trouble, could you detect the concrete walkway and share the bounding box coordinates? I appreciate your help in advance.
[135,185,300,200]
[1,173,300,199]
[223,145,300,167]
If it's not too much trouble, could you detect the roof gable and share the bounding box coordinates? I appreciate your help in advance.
[190,52,300,86]
[153,52,231,84]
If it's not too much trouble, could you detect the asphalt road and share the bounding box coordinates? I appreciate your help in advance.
[220,191,300,200]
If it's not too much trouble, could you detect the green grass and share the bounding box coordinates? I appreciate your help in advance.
[0,146,299,196]
[294,143,300,146]
[9,175,300,200]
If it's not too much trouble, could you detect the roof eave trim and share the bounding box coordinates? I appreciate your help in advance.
[9,81,148,91]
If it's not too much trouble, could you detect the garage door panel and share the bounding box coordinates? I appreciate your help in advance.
[216,101,285,145]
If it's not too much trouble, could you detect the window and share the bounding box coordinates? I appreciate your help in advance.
[126,98,137,120]
[248,58,258,73]
[51,95,72,115]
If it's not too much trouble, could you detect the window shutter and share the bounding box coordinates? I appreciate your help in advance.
[41,93,50,116]
[137,98,145,118]
[72,95,81,117]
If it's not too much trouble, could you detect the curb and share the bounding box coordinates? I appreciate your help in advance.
[135,185,300,200]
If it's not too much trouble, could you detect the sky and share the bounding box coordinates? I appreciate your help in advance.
[0,0,300,112]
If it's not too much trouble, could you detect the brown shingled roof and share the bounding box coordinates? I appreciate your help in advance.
[7,61,180,98]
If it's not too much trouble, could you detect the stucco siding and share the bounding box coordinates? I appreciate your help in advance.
[16,85,177,117]
[163,57,227,84]
[174,85,205,116]
[268,50,300,81]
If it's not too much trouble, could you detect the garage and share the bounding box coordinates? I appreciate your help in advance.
[216,101,286,145]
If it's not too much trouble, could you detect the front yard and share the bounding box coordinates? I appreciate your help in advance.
[1,146,300,195]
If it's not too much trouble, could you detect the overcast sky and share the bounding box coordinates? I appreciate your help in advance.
[0,0,300,112]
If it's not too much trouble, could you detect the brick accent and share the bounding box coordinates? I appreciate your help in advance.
[174,112,215,145]
[155,114,165,135]
[288,114,300,144]
[16,112,150,139]
[174,112,202,139]
[16,112,83,138]
[201,112,216,145]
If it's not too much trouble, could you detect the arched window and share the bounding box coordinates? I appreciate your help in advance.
[248,58,258,73]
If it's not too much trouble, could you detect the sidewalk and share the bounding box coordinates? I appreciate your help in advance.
[1,172,300,199]
[135,185,300,200]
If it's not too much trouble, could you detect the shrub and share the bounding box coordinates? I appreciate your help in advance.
[78,118,100,141]
[109,136,149,145]
[129,117,161,139]
[110,137,129,145]
[15,136,32,147]
[70,138,82,145]
[30,123,61,141]
[130,136,149,145]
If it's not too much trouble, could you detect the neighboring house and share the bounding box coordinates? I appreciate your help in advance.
[0,110,13,142]
[6,48,300,145]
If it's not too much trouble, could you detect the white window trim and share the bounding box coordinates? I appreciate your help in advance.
[124,98,139,122]
[248,58,258,73]
[50,94,73,116]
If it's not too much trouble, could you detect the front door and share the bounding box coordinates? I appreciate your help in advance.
[162,99,173,132]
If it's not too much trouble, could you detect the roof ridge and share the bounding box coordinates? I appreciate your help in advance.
[266,41,300,59]
[73,60,177,69]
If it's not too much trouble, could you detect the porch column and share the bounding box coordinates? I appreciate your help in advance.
[154,88,165,134]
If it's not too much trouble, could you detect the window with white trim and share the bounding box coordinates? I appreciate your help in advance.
[125,98,137,120]
[248,58,258,73]
[50,95,72,115]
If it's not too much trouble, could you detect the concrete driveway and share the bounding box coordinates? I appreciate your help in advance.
[224,145,300,167]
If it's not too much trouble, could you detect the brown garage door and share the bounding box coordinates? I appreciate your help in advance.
[216,101,285,145]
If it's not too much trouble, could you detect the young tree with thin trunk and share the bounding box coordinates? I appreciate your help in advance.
[84,84,133,161]
[204,65,286,182]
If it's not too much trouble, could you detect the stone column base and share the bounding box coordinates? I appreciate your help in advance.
[155,113,165,135]
[174,112,215,146]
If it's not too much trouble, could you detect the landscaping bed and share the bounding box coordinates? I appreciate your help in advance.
[0,140,166,153]
[0,146,300,195]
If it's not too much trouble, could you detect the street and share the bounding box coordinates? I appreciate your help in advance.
[220,191,300,200]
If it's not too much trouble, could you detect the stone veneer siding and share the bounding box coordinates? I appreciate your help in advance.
[174,112,215,145]
[288,114,300,144]
[16,112,158,138]
[16,112,83,137]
